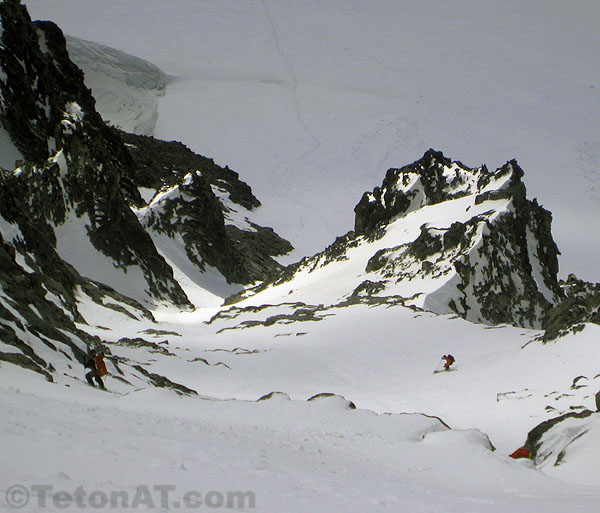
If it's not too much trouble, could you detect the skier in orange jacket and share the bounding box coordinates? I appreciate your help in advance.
[442,354,455,370]
[84,347,107,390]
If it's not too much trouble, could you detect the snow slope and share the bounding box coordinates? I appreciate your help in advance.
[2,300,600,511]
[64,36,167,136]
[23,0,600,281]
[229,153,561,329]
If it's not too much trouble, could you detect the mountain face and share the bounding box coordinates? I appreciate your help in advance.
[0,0,597,387]
[352,150,600,335]
[354,149,563,328]
[235,150,567,330]
[0,0,191,307]
[0,0,291,291]
[118,130,292,285]
[0,0,291,378]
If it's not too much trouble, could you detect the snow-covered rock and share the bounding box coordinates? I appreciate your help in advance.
[358,150,563,328]
[526,408,600,486]
[543,275,600,340]
[0,2,191,308]
[121,130,292,288]
[0,2,291,381]
[235,150,563,329]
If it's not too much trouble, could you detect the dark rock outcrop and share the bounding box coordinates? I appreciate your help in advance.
[117,130,259,210]
[356,151,564,328]
[0,0,191,307]
[0,229,103,379]
[355,149,487,235]
[0,1,291,384]
[307,393,357,409]
[132,364,198,396]
[119,131,293,283]
[542,276,600,340]
[246,150,563,329]
[525,409,596,465]
[356,149,439,234]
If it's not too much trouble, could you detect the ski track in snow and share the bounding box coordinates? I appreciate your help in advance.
[261,0,319,151]
[259,0,322,199]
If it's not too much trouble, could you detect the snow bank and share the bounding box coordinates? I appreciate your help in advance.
[65,36,167,135]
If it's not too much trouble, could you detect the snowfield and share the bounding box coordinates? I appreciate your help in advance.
[64,36,167,136]
[2,1,600,511]
[3,289,600,511]
[2,366,600,513]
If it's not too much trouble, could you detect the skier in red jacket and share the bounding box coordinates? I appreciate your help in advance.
[84,347,107,390]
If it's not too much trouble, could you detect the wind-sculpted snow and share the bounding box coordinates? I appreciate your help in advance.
[4,364,600,512]
[65,36,167,136]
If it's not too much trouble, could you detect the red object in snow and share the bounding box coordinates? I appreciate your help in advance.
[94,354,108,377]
[509,447,531,459]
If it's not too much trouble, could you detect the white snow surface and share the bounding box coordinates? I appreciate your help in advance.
[240,193,512,311]
[53,209,150,305]
[2,374,599,513]
[23,0,600,282]
[2,298,600,511]
[64,36,167,135]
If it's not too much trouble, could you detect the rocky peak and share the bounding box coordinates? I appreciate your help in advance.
[354,149,530,235]
[239,150,566,330]
[1,1,292,304]
[0,1,192,307]
[354,150,563,328]
[119,130,293,284]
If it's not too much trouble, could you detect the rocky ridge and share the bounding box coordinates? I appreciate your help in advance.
[355,149,563,328]
[119,130,292,284]
[232,150,587,332]
[0,0,190,308]
[0,1,291,381]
